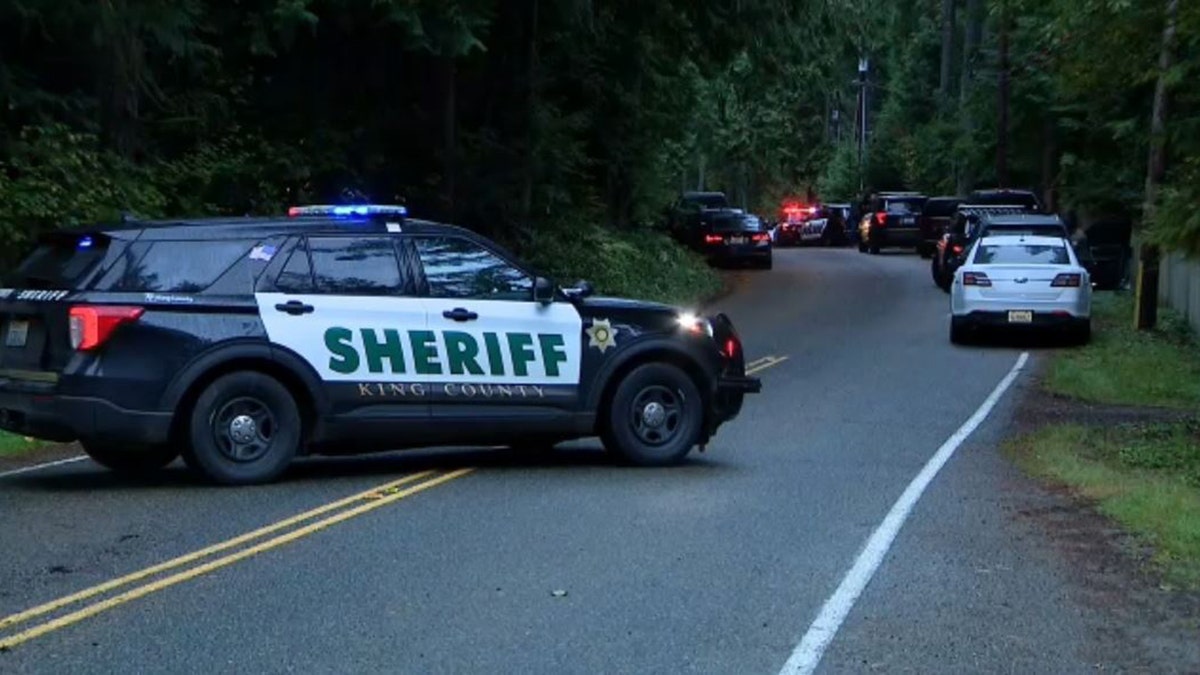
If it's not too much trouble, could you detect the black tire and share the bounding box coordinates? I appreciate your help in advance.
[858,241,868,253]
[1072,321,1092,346]
[950,317,972,345]
[183,371,302,485]
[81,441,179,475]
[600,363,703,466]
[918,246,933,259]
[760,256,773,270]
[869,245,880,255]
[930,256,942,285]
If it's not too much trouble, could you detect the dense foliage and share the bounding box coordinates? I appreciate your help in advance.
[1,0,1196,301]
[0,0,852,302]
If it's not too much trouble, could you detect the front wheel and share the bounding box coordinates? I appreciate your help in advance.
[183,372,302,485]
[601,363,703,466]
[81,441,179,475]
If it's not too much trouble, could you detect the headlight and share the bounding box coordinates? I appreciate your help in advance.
[676,312,714,338]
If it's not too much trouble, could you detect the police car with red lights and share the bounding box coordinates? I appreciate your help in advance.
[0,204,761,484]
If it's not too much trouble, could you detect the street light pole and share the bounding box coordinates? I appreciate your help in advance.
[857,57,869,194]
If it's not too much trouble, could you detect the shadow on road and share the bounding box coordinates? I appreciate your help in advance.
[12,441,737,492]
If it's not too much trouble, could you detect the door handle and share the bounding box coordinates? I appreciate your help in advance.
[442,308,478,322]
[274,300,314,316]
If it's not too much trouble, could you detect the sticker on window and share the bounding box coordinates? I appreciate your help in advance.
[249,244,278,262]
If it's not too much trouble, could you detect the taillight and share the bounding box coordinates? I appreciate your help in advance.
[704,234,724,244]
[875,211,887,225]
[68,305,144,351]
[723,338,739,359]
[1051,273,1082,287]
[752,233,770,242]
[962,272,991,287]
[951,244,964,254]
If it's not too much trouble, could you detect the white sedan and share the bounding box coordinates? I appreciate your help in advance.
[950,234,1092,344]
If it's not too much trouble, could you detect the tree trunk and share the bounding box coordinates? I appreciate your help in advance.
[939,0,956,97]
[98,0,143,160]
[956,0,983,194]
[1135,0,1178,330]
[995,0,1010,187]
[1040,114,1058,212]
[442,56,457,224]
[519,0,539,227]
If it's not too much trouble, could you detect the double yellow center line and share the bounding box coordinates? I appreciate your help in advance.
[0,354,789,651]
[0,468,473,651]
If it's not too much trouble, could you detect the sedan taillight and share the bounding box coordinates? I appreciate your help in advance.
[962,272,992,287]
[1051,273,1082,287]
[704,234,723,244]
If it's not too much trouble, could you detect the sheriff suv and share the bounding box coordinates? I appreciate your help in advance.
[0,205,761,484]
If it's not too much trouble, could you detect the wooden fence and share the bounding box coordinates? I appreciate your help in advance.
[1159,251,1200,334]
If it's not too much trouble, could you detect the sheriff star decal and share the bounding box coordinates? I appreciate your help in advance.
[586,318,618,353]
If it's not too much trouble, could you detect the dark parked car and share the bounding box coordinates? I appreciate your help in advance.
[932,211,1078,292]
[665,191,731,242]
[917,196,962,258]
[682,209,772,269]
[964,188,1042,212]
[857,192,929,254]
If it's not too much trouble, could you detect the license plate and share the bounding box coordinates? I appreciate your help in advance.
[730,236,746,245]
[5,320,28,347]
[902,216,915,225]
[1007,311,1033,324]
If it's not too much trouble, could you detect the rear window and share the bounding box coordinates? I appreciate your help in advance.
[969,192,1039,209]
[686,194,729,209]
[5,234,110,289]
[885,200,923,214]
[973,243,1070,265]
[102,240,255,292]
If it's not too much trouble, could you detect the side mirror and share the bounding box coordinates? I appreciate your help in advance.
[534,276,555,304]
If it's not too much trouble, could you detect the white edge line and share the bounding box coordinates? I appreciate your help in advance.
[0,455,89,479]
[778,351,1030,675]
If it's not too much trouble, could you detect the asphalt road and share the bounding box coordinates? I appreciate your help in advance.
[1,247,1104,673]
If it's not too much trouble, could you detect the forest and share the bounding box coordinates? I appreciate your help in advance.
[1,0,1196,305]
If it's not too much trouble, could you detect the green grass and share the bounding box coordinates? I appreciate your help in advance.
[525,224,723,308]
[0,431,45,458]
[1008,422,1200,588]
[1045,293,1200,408]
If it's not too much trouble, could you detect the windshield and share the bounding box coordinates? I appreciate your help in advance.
[973,243,1070,265]
[885,200,923,214]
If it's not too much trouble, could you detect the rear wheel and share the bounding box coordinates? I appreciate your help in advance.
[869,244,880,255]
[950,317,970,345]
[183,371,302,485]
[81,441,179,475]
[601,363,703,466]
[858,241,868,253]
[759,255,773,270]
[1072,320,1092,346]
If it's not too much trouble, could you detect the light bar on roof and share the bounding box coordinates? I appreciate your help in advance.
[287,204,408,218]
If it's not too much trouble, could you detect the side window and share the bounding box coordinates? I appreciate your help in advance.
[308,236,407,296]
[415,237,533,301]
[104,240,253,293]
[275,243,314,293]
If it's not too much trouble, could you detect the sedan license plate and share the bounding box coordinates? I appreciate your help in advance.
[730,236,747,245]
[902,216,915,225]
[5,320,29,347]
[1007,310,1033,324]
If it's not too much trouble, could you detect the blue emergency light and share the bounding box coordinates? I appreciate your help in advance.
[287,204,408,218]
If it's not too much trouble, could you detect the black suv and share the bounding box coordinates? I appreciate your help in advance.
[857,192,928,254]
[0,204,761,484]
[917,196,962,258]
[932,211,1078,291]
[665,191,731,240]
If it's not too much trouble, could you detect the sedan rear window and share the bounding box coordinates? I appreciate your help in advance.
[973,244,1070,265]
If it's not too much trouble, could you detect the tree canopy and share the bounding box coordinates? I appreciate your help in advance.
[1,0,1196,277]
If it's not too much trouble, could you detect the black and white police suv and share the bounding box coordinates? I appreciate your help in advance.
[0,205,761,484]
